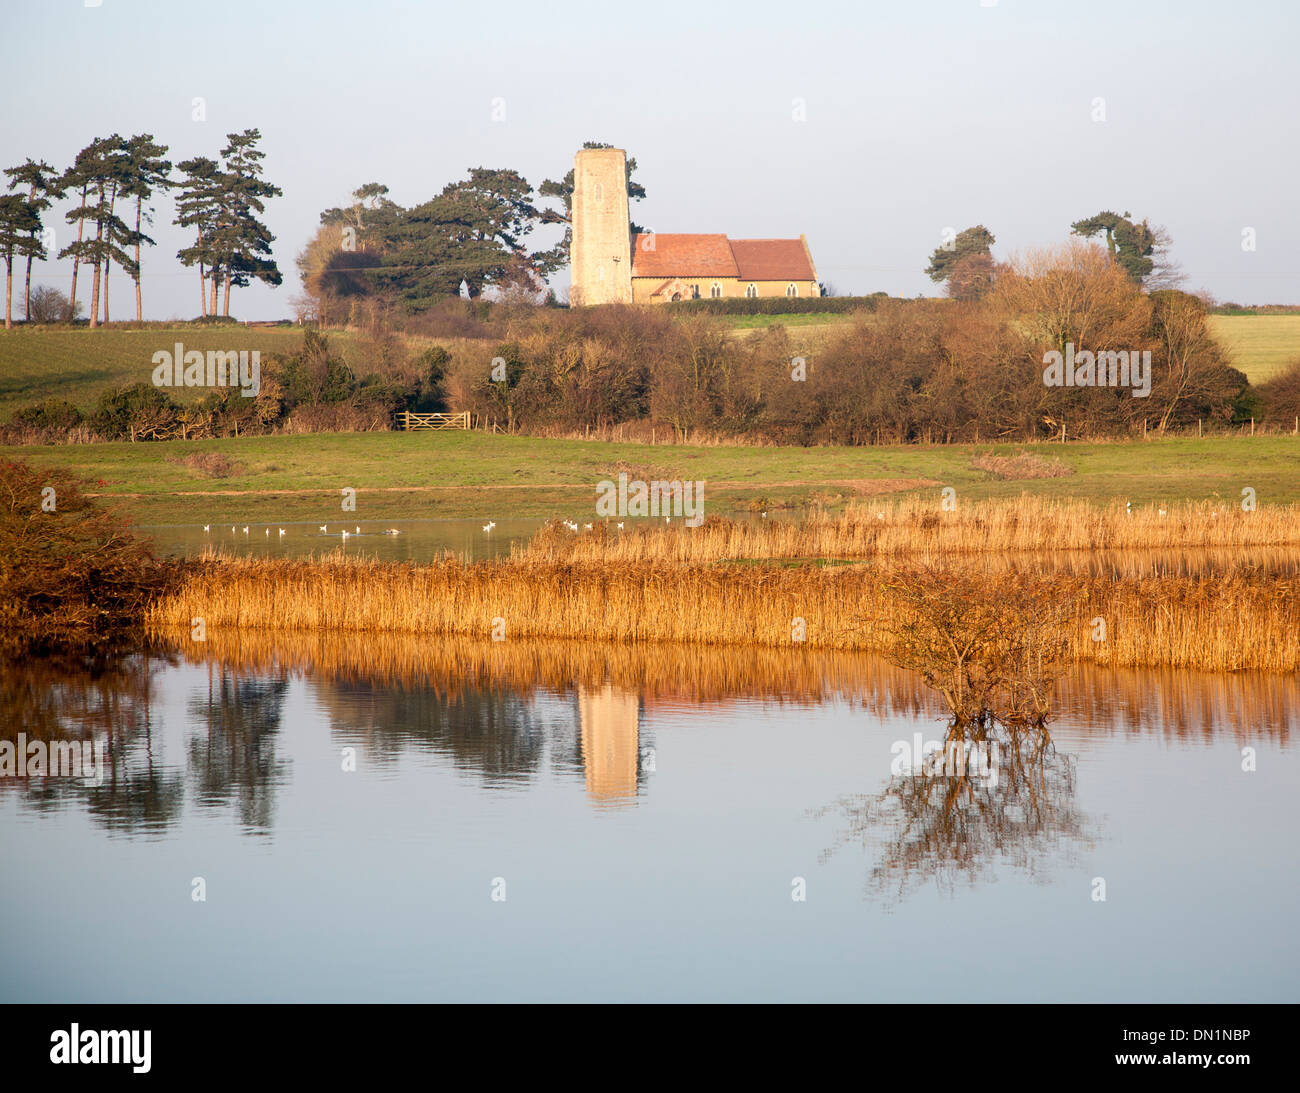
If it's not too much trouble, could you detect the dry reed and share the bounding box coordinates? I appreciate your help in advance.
[147,548,1300,673]
[518,497,1300,566]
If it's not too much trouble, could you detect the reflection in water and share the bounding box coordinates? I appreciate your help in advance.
[0,656,186,836]
[578,684,642,808]
[324,679,549,785]
[1,632,1294,869]
[817,722,1091,901]
[187,671,290,833]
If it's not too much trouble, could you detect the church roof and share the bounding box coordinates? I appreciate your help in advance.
[631,234,737,277]
[728,238,817,281]
[629,233,816,281]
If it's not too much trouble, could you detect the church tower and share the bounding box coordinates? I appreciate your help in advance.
[570,147,632,306]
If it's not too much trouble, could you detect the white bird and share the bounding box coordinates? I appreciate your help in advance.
[487,520,496,530]
[876,512,885,520]
[383,528,401,535]
[482,523,492,532]
[666,517,672,524]
[278,528,286,537]
[584,522,593,530]
[265,528,270,537]
[242,526,249,534]
[616,522,624,530]
[231,526,236,533]
[1125,501,1132,515]
[355,526,361,533]
[203,524,210,532]
[761,511,767,519]
[319,524,327,532]
[1159,508,1167,518]
[341,529,350,539]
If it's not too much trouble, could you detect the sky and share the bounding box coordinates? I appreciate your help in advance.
[5,0,1298,320]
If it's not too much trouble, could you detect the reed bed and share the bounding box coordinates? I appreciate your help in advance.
[518,497,1300,565]
[157,630,1298,743]
[147,548,1300,673]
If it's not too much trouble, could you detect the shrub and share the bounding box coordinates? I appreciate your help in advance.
[0,459,174,656]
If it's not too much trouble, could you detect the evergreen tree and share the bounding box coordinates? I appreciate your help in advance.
[174,156,224,316]
[0,194,40,328]
[925,225,996,286]
[212,128,283,316]
[1070,211,1156,283]
[121,134,172,321]
[3,159,64,321]
[58,135,133,328]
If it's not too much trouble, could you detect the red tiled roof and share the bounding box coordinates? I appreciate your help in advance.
[728,238,816,282]
[631,234,738,278]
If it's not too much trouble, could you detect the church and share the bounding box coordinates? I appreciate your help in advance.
[569,147,820,306]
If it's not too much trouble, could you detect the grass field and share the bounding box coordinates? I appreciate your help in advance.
[1207,314,1300,383]
[0,326,365,420]
[2,430,1296,525]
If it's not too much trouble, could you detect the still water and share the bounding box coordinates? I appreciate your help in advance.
[2,636,1296,1002]
[139,518,548,562]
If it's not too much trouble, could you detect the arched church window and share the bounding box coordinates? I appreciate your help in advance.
[746,283,758,298]
[786,283,798,297]
[711,283,722,298]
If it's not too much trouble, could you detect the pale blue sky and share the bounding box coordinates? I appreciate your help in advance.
[5,0,1298,318]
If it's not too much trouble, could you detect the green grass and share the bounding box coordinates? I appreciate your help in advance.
[0,326,370,420]
[2,431,1296,525]
[1208,315,1300,384]
[712,313,852,329]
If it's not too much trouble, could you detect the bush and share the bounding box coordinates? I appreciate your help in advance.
[0,460,174,656]
[1255,358,1300,426]
[90,382,181,440]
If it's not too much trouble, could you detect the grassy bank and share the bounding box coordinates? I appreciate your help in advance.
[3,431,1298,525]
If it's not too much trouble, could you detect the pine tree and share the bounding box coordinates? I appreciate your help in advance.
[0,193,40,328]
[58,136,132,329]
[3,159,64,321]
[213,128,283,316]
[121,135,172,321]
[174,156,223,316]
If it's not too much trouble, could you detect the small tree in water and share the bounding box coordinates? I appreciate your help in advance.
[880,563,1079,734]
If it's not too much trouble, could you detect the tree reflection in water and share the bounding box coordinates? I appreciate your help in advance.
[186,670,289,834]
[0,654,186,836]
[817,721,1092,902]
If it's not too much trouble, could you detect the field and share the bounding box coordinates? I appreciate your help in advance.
[1207,314,1300,383]
[2,430,1297,525]
[0,325,371,420]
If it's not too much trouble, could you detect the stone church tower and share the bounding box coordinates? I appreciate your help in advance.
[569,147,632,306]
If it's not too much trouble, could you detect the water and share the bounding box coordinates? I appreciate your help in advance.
[138,518,548,563]
[2,639,1296,1002]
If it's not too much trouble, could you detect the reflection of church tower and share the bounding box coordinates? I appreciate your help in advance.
[570,147,633,307]
[577,684,640,807]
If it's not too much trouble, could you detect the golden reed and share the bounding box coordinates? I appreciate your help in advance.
[521,497,1300,565]
[148,547,1300,674]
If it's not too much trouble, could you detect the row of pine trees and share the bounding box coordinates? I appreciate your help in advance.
[0,128,282,329]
